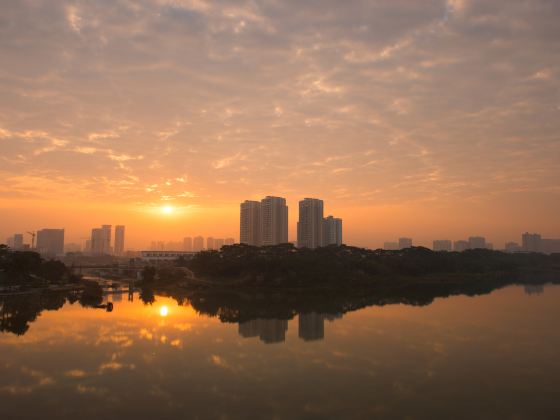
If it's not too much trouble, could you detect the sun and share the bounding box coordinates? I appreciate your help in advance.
[159,305,169,317]
[161,205,174,215]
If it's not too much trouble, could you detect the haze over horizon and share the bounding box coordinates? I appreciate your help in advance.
[1,0,559,249]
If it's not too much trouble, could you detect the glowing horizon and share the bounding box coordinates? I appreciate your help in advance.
[0,0,559,249]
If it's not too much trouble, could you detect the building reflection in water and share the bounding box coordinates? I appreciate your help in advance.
[524,284,545,296]
[238,318,288,344]
[237,312,344,344]
[299,312,343,341]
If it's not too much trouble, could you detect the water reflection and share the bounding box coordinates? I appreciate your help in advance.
[1,279,557,338]
[524,284,545,295]
[1,282,560,419]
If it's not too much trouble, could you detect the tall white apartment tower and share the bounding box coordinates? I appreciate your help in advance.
[114,225,125,255]
[261,196,288,246]
[240,200,262,246]
[322,216,342,246]
[297,198,324,249]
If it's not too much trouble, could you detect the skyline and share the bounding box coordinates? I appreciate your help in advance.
[1,0,559,249]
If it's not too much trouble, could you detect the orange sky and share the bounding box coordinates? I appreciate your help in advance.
[1,0,559,249]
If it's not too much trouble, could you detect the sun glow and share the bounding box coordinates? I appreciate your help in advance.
[159,305,169,317]
[161,205,174,215]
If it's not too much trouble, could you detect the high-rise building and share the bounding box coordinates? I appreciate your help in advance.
[183,237,192,252]
[322,216,342,246]
[468,236,486,249]
[6,234,24,250]
[453,240,469,252]
[261,196,288,246]
[91,228,105,255]
[193,236,204,252]
[433,240,452,252]
[206,237,215,250]
[214,238,224,250]
[102,225,112,253]
[522,232,541,252]
[297,198,324,249]
[225,237,235,246]
[240,200,262,246]
[36,228,65,256]
[13,234,24,250]
[91,225,112,255]
[398,237,412,249]
[114,225,125,256]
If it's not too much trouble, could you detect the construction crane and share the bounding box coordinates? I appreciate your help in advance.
[27,231,36,249]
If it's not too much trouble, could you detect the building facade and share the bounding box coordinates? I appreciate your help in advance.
[240,200,262,246]
[322,216,342,246]
[193,236,204,252]
[36,228,65,256]
[114,225,125,256]
[433,240,452,252]
[261,196,288,246]
[297,198,324,249]
[398,237,413,249]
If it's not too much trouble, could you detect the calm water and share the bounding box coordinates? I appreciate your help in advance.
[1,284,559,419]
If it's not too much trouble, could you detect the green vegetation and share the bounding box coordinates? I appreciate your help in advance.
[178,243,560,288]
[0,244,79,288]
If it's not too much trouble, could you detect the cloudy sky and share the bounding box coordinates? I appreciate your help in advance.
[1,0,559,248]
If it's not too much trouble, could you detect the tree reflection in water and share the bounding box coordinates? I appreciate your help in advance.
[2,277,557,338]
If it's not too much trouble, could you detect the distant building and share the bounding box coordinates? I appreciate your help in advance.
[36,228,65,257]
[240,200,262,246]
[322,216,342,246]
[114,225,125,256]
[486,243,494,250]
[398,237,412,249]
[468,236,486,249]
[453,240,469,252]
[433,240,452,252]
[505,242,521,253]
[140,250,195,263]
[297,198,324,249]
[206,237,215,250]
[224,237,235,246]
[541,238,560,254]
[13,234,24,250]
[261,196,288,246]
[214,238,225,250]
[193,236,204,252]
[91,225,112,255]
[384,242,399,251]
[522,232,541,252]
[183,237,192,252]
[64,243,82,253]
[6,234,24,250]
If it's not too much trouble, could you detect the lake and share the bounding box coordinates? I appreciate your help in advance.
[1,283,559,419]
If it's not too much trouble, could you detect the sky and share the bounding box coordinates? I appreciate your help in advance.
[0,0,559,249]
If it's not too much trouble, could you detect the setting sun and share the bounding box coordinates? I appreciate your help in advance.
[159,305,169,317]
[161,206,174,215]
